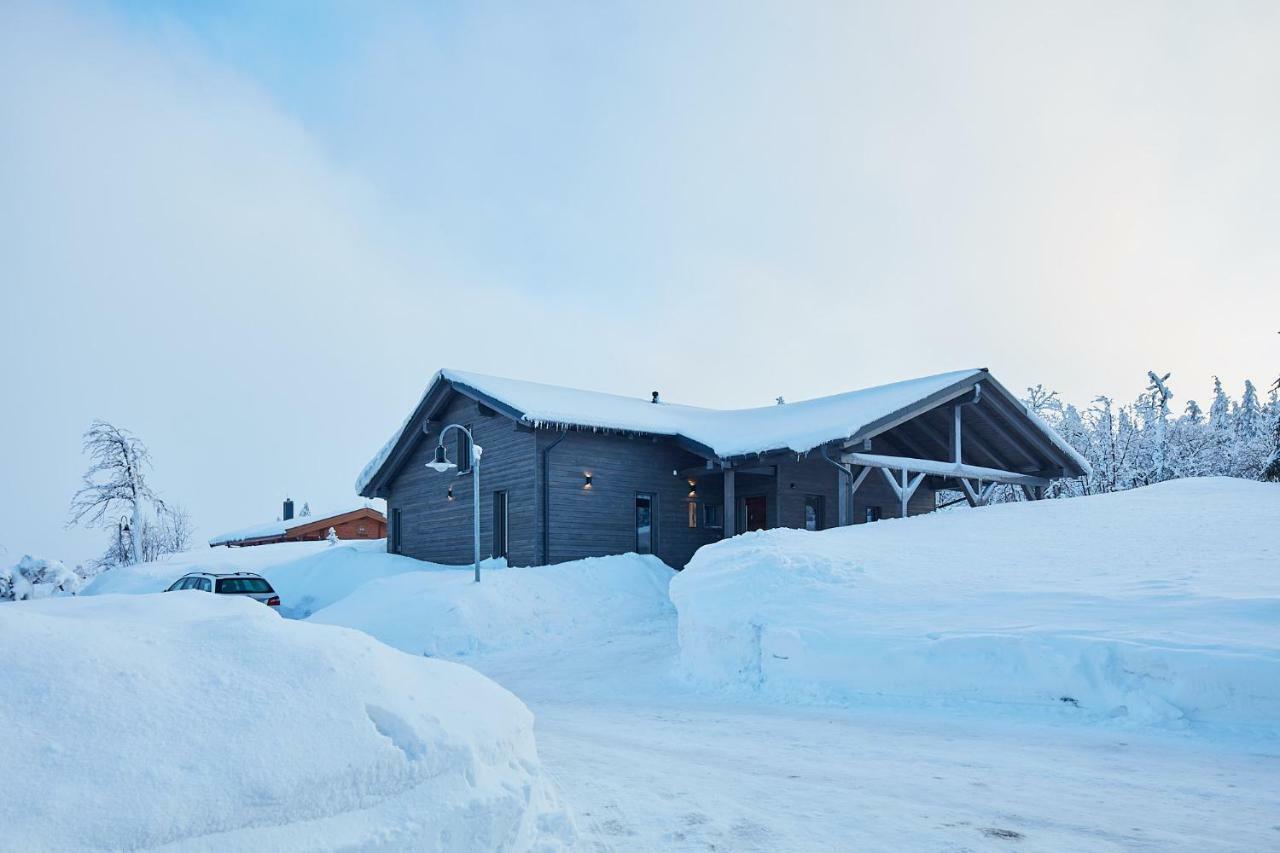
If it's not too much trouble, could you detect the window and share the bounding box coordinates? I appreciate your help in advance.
[165,577,187,592]
[702,503,723,529]
[389,508,402,554]
[195,577,213,592]
[687,502,698,528]
[493,490,508,559]
[457,426,473,473]
[864,505,882,523]
[636,493,654,554]
[804,495,825,531]
[215,577,272,594]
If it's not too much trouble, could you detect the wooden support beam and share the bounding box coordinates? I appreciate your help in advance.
[904,410,1007,471]
[963,401,1042,469]
[842,451,1051,488]
[723,469,735,538]
[849,465,872,497]
[978,387,1070,470]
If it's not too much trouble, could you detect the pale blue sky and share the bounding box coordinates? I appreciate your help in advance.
[2,0,1277,562]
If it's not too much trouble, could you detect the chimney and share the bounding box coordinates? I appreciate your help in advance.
[651,391,660,404]
[283,498,294,521]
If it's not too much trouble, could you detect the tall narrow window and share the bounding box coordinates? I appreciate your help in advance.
[457,426,472,473]
[492,490,508,560]
[703,503,723,529]
[687,502,698,528]
[635,493,654,554]
[804,495,825,531]
[389,508,402,554]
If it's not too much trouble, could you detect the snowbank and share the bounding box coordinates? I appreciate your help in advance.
[80,540,433,618]
[310,554,675,657]
[671,478,1280,729]
[0,592,573,851]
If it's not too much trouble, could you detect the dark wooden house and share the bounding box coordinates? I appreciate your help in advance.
[356,368,1088,569]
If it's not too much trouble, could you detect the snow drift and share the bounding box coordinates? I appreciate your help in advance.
[0,593,573,851]
[310,554,676,658]
[80,539,432,618]
[671,478,1280,729]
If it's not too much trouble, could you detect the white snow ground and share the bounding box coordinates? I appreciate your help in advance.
[463,617,1280,852]
[1,592,573,852]
[59,478,1280,849]
[672,477,1280,729]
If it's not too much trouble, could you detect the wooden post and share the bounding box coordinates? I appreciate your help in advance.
[951,404,962,463]
[837,467,850,526]
[723,468,735,538]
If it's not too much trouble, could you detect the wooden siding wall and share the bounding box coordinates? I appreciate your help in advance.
[386,394,539,566]
[284,516,386,542]
[538,429,720,569]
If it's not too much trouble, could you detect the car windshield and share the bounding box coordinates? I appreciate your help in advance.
[215,577,273,594]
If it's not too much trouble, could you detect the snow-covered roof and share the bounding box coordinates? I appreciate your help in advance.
[360,367,1087,494]
[209,505,381,547]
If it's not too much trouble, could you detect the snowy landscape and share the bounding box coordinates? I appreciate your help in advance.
[3,478,1276,850]
[5,2,1280,851]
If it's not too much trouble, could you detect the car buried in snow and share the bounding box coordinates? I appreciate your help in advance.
[164,571,281,608]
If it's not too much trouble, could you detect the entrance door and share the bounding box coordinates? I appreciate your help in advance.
[492,490,508,559]
[743,495,767,531]
[635,493,655,554]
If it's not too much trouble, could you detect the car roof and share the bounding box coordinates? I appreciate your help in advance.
[180,570,265,579]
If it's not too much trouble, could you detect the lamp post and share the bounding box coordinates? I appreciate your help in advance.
[425,423,483,582]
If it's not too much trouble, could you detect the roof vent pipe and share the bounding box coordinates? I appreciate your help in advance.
[651,391,660,404]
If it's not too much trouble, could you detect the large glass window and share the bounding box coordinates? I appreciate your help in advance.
[702,503,723,529]
[636,493,654,554]
[456,426,473,473]
[493,490,508,559]
[389,508,402,554]
[804,495,825,531]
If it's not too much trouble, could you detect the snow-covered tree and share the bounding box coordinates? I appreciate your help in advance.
[1264,374,1280,482]
[1145,371,1173,482]
[326,526,338,546]
[300,502,312,517]
[97,504,195,568]
[68,421,163,566]
[1,555,82,602]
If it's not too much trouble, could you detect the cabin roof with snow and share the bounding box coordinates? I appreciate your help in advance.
[357,367,1089,496]
[209,506,386,547]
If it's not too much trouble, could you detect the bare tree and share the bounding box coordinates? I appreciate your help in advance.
[68,421,164,566]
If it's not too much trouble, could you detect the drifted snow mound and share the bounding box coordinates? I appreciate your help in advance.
[310,554,675,658]
[81,540,432,618]
[1,593,574,852]
[671,478,1280,729]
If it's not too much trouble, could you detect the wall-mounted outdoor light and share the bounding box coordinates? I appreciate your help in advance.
[687,479,697,497]
[584,472,593,489]
[447,485,454,500]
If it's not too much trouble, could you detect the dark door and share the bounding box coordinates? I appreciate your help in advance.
[744,495,767,531]
[492,490,508,559]
[635,493,654,554]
